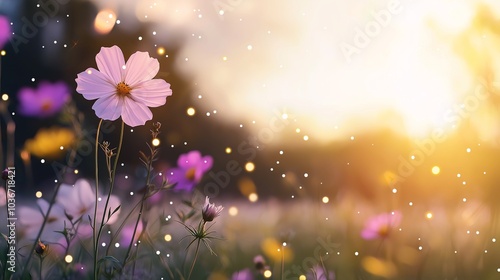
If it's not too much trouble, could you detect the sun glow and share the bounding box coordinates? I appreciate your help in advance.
[89,0,489,142]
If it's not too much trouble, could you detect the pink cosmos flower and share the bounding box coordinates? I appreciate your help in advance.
[75,45,172,127]
[361,211,402,240]
[56,179,121,225]
[120,220,143,246]
[0,15,11,49]
[166,150,213,192]
[202,196,223,222]
[307,265,335,280]
[18,81,70,117]
[18,199,68,243]
[231,268,253,280]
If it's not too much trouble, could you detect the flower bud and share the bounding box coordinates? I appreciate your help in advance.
[35,240,47,256]
[202,196,223,222]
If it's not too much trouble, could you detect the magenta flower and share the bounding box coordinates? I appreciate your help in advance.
[202,196,223,222]
[166,150,213,191]
[75,45,172,127]
[307,265,335,280]
[120,220,143,246]
[361,211,402,240]
[231,268,253,280]
[0,15,11,49]
[18,81,70,117]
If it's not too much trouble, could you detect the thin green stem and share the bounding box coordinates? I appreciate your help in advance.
[123,134,155,270]
[98,120,124,226]
[95,120,124,277]
[281,245,285,280]
[93,119,103,280]
[21,164,76,277]
[105,196,147,256]
[39,256,43,280]
[187,238,201,280]
[122,190,147,266]
[21,115,81,277]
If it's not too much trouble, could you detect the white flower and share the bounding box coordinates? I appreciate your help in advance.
[202,196,223,222]
[18,199,68,243]
[75,45,172,127]
[56,179,121,225]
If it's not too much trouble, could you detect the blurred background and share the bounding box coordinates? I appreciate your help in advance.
[3,0,500,278]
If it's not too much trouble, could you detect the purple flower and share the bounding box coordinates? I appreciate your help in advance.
[361,211,402,240]
[0,15,11,49]
[231,268,253,280]
[166,150,213,191]
[18,81,70,117]
[202,196,223,222]
[120,220,143,246]
[307,265,335,280]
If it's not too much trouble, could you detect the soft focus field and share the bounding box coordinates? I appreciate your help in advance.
[2,0,500,279]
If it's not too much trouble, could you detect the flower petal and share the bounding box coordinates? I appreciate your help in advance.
[121,97,153,127]
[92,95,123,121]
[178,150,202,168]
[96,46,126,85]
[130,79,172,107]
[97,194,121,224]
[124,51,159,86]
[76,68,116,100]
[75,179,97,206]
[194,155,213,181]
[166,168,194,191]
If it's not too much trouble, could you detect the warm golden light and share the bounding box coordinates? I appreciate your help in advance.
[322,196,329,203]
[263,270,272,278]
[228,206,238,216]
[164,234,172,242]
[157,47,165,55]
[186,107,196,116]
[1,94,8,101]
[225,147,232,154]
[426,212,433,219]
[35,191,42,198]
[65,255,73,263]
[245,162,255,172]
[94,9,116,34]
[432,166,440,175]
[152,138,160,147]
[248,193,258,202]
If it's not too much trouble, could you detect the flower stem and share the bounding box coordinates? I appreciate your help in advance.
[38,256,43,280]
[93,119,103,280]
[21,147,79,278]
[95,120,125,278]
[281,245,285,280]
[187,238,201,280]
[122,190,147,266]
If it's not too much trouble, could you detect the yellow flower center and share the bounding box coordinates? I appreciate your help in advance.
[116,82,131,97]
[185,168,196,181]
[41,100,52,112]
[378,225,389,238]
